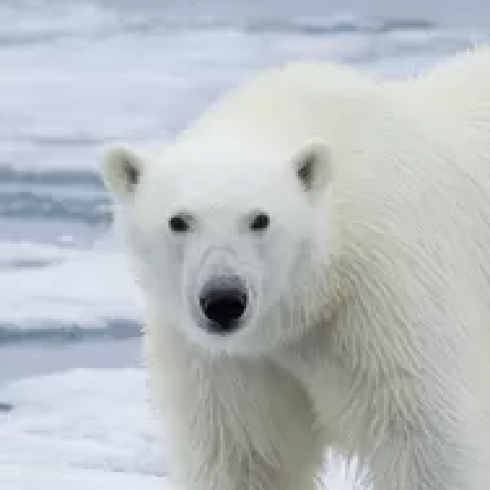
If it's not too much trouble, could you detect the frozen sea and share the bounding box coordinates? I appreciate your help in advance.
[0,0,489,488]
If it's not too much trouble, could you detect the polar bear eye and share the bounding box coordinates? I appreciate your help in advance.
[250,212,270,232]
[169,213,191,233]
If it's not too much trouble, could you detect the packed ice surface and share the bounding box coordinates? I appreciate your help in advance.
[0,369,169,489]
[0,369,163,475]
[0,242,142,337]
[1,0,488,487]
[0,465,165,490]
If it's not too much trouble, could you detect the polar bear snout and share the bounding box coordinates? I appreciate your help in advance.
[198,276,248,334]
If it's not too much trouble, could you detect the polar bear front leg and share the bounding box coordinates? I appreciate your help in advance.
[362,395,474,490]
[368,429,470,490]
[148,332,322,490]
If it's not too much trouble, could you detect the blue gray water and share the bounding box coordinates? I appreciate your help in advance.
[0,0,489,378]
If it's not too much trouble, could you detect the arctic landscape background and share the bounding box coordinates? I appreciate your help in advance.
[0,0,489,488]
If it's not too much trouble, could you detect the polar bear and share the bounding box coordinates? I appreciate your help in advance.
[101,47,490,490]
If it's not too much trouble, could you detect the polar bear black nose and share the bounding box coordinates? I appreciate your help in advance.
[199,278,248,334]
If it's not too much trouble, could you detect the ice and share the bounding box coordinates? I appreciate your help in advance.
[0,464,165,490]
[0,369,166,488]
[0,368,366,489]
[0,0,484,176]
[0,369,163,474]
[0,241,142,337]
[0,367,162,490]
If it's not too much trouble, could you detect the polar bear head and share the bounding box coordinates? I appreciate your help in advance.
[101,133,334,356]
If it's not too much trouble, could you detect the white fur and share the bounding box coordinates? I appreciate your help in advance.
[101,47,490,490]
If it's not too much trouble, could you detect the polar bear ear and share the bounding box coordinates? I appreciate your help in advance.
[100,145,146,200]
[292,139,332,193]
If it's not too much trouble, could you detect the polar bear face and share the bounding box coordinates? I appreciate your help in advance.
[101,138,332,356]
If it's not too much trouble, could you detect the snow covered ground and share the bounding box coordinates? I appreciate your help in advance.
[0,0,488,488]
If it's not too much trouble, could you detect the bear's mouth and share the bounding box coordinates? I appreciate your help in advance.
[199,278,248,334]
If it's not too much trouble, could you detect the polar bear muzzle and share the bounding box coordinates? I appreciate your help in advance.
[198,276,248,334]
